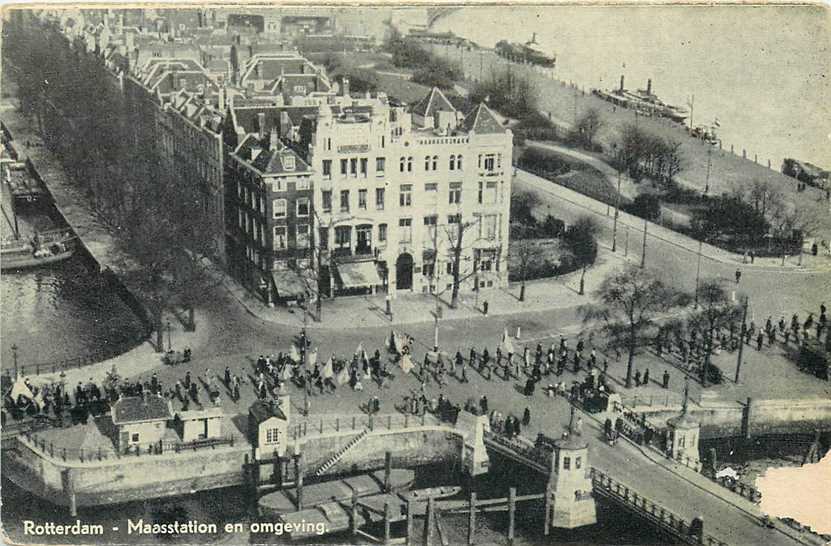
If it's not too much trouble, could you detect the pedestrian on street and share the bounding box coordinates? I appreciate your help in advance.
[224,366,231,387]
[756,332,764,351]
[642,369,650,386]
[634,370,641,386]
[480,395,488,415]
[522,407,531,427]
[483,300,489,316]
[750,251,755,264]
[184,371,191,390]
[735,269,742,284]
[662,370,670,389]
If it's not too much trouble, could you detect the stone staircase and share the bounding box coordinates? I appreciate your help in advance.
[313,429,369,477]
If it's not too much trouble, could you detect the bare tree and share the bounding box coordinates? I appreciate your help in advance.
[580,266,689,388]
[687,279,742,387]
[573,108,603,149]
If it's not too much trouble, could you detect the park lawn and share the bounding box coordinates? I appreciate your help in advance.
[508,238,563,282]
[554,169,628,208]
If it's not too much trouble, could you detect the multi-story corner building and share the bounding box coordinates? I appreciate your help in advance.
[224,122,315,304]
[223,85,512,304]
[298,86,512,299]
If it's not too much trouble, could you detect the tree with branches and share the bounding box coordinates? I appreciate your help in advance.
[688,279,742,387]
[580,266,689,388]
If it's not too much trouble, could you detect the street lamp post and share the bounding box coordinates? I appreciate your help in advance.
[624,225,630,258]
[11,344,19,379]
[734,295,750,383]
[611,145,622,252]
[640,218,648,268]
[694,240,703,308]
[704,146,712,194]
[166,321,172,352]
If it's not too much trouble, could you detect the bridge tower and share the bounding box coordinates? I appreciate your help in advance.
[666,378,702,471]
[455,409,490,477]
[546,407,597,529]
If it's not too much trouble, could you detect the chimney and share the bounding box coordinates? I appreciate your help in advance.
[341,76,350,98]
[270,127,279,150]
[619,75,625,93]
[646,78,652,95]
[258,112,266,140]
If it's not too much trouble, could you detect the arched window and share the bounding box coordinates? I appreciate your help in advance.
[424,156,431,171]
[407,157,413,172]
[457,155,463,170]
[432,155,438,171]
[400,157,405,172]
[449,154,456,170]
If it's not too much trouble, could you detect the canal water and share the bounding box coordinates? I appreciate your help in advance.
[1,459,670,546]
[0,198,146,373]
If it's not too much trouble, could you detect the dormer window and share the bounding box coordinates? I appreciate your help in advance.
[283,154,295,171]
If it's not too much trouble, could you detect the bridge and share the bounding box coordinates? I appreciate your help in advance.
[482,428,812,546]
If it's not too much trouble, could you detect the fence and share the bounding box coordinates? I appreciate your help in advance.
[590,468,730,546]
[19,431,237,463]
[289,412,441,441]
[6,345,134,378]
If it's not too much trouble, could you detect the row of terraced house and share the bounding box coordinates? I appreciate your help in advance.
[50,8,513,306]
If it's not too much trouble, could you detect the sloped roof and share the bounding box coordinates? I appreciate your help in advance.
[462,103,505,134]
[249,400,287,424]
[235,134,312,176]
[112,395,172,425]
[269,74,331,95]
[411,87,456,118]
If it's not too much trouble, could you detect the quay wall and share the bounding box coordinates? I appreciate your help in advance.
[4,438,249,508]
[297,426,464,477]
[638,398,831,439]
[4,425,464,509]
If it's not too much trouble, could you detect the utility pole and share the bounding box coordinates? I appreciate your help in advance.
[694,240,703,308]
[734,295,749,383]
[640,218,648,268]
[624,225,630,258]
[612,167,622,252]
[704,146,712,194]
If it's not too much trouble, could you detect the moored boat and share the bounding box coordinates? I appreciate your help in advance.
[1,229,76,271]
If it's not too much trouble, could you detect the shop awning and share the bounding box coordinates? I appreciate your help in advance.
[336,261,383,289]
[271,270,309,298]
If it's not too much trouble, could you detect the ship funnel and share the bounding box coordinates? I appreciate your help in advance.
[647,79,652,95]
[531,32,537,44]
[619,75,625,93]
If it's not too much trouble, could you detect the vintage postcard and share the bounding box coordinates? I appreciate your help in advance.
[1,3,829,546]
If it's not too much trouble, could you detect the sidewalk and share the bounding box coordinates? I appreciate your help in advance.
[515,167,831,272]
[223,245,623,330]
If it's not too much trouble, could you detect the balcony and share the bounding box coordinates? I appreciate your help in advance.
[355,244,373,256]
[333,247,352,258]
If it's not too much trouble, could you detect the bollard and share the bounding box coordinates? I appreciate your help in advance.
[516,326,521,339]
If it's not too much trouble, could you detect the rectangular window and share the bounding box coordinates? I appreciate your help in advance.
[272,199,287,218]
[265,428,280,444]
[399,184,412,207]
[449,182,462,204]
[376,157,386,175]
[481,214,498,240]
[484,154,495,172]
[340,190,350,212]
[563,456,571,470]
[360,158,368,177]
[273,226,287,249]
[340,158,348,176]
[425,183,438,192]
[296,179,310,191]
[399,218,412,243]
[424,156,431,171]
[448,213,461,224]
[378,223,387,243]
[322,190,332,213]
[335,226,351,249]
[322,159,332,179]
[575,456,582,469]
[319,227,329,249]
[424,215,437,245]
[296,197,310,217]
[487,181,498,204]
[358,189,367,209]
[131,433,140,443]
[296,224,310,248]
[399,157,406,173]
[350,158,358,176]
[375,188,385,210]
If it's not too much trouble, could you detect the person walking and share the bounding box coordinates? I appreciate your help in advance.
[735,269,742,284]
[522,407,531,427]
[634,370,641,386]
[642,369,650,386]
[480,395,489,415]
[662,370,670,389]
[756,332,764,351]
